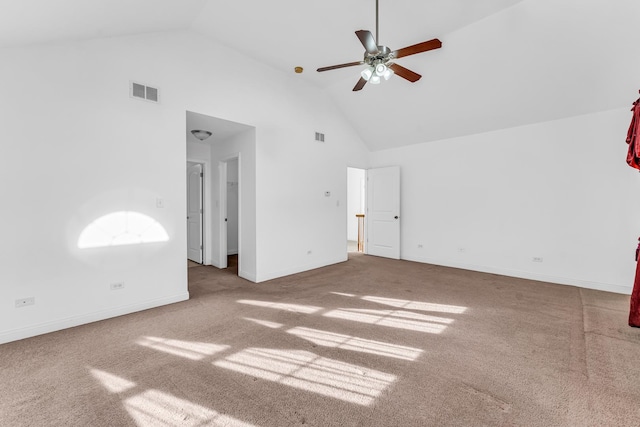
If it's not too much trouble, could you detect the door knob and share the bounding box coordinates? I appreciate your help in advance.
[394,216,399,219]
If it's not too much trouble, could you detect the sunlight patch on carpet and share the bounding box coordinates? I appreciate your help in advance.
[287,326,423,361]
[125,389,256,427]
[362,296,468,314]
[136,336,229,361]
[90,368,136,393]
[242,318,283,329]
[214,348,396,406]
[236,300,322,314]
[330,292,356,297]
[323,308,451,333]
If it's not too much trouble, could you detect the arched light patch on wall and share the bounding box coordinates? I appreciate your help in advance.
[78,211,169,249]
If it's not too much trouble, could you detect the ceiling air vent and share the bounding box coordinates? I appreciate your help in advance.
[130,81,160,103]
[315,132,325,142]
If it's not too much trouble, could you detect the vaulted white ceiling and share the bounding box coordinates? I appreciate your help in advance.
[0,0,208,47]
[1,0,638,151]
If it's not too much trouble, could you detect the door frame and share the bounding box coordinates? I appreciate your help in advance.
[218,153,241,271]
[187,158,210,265]
[346,166,367,253]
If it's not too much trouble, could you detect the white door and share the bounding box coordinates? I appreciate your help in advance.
[366,166,400,259]
[187,164,203,263]
[219,161,228,269]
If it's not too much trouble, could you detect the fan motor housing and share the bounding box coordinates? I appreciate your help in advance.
[365,45,392,65]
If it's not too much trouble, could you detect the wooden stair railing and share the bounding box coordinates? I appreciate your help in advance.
[356,214,365,252]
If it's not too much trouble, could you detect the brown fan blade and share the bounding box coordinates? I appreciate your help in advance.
[353,77,367,92]
[391,38,442,59]
[317,61,364,72]
[388,63,421,82]
[355,30,379,55]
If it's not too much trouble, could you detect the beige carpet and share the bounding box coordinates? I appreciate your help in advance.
[1,253,639,426]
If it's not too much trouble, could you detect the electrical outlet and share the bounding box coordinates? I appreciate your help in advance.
[15,297,35,308]
[532,257,543,263]
[110,282,125,290]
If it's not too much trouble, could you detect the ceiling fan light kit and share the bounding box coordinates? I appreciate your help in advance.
[317,0,442,91]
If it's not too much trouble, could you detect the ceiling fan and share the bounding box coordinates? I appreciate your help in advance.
[316,0,442,91]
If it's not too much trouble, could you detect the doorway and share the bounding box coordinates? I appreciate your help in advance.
[220,156,240,274]
[366,166,401,259]
[186,110,256,281]
[347,167,366,253]
[187,162,204,264]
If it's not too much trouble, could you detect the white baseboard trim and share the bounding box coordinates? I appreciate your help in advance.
[239,269,257,282]
[403,255,631,295]
[256,256,348,283]
[0,292,189,345]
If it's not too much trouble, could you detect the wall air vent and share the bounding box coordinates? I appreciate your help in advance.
[130,81,160,103]
[315,132,325,142]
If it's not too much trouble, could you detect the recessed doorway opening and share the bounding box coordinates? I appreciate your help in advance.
[347,167,366,253]
[187,161,205,265]
[185,110,255,281]
[219,155,240,275]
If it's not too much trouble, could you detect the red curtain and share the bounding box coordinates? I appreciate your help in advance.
[626,97,640,169]
[630,257,640,327]
[626,97,640,327]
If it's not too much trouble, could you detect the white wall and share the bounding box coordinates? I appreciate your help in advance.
[0,30,369,343]
[253,78,370,281]
[187,141,211,163]
[347,168,366,241]
[0,39,190,344]
[370,108,640,294]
